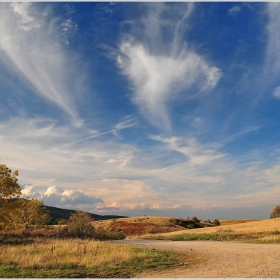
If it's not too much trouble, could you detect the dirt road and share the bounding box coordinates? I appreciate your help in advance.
[114,239,280,278]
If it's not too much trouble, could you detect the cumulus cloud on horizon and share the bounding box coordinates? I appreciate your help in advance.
[21,185,104,209]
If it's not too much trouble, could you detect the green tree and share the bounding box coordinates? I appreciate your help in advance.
[12,198,50,230]
[0,163,21,200]
[0,163,50,231]
[66,210,94,237]
[0,164,21,230]
[270,205,280,219]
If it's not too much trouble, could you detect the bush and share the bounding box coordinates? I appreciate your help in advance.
[191,216,200,223]
[270,205,280,219]
[212,219,220,226]
[93,230,125,240]
[66,210,94,237]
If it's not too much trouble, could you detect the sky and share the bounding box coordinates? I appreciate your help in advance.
[1,2,280,219]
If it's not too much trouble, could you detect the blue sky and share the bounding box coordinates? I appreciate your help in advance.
[1,2,280,219]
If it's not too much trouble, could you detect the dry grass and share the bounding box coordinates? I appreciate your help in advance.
[93,216,176,228]
[219,219,260,226]
[257,234,280,242]
[0,238,136,269]
[0,237,189,277]
[155,218,280,238]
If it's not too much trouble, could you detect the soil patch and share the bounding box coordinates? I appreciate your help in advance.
[114,239,280,278]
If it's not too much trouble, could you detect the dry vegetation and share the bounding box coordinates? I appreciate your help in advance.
[92,216,215,237]
[0,237,188,278]
[92,216,183,236]
[162,217,280,235]
[219,219,260,225]
[143,217,280,243]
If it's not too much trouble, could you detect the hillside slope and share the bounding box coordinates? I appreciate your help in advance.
[45,205,127,223]
[92,216,216,236]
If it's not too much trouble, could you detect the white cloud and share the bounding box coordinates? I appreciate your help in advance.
[21,184,41,199]
[149,203,180,210]
[265,3,280,82]
[21,185,103,208]
[63,4,76,16]
[0,3,85,125]
[10,2,40,31]
[94,201,181,213]
[272,86,280,99]
[2,116,280,214]
[66,117,137,147]
[228,5,242,15]
[118,43,221,130]
[105,159,121,164]
[44,186,64,196]
[117,3,222,130]
[58,18,78,45]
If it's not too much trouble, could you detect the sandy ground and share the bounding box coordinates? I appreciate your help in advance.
[114,239,280,278]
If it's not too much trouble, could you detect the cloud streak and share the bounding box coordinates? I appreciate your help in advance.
[265,3,280,89]
[0,3,85,125]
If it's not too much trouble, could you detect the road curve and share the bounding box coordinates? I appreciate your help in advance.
[113,239,280,278]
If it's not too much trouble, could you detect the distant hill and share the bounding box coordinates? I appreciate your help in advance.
[45,205,127,224]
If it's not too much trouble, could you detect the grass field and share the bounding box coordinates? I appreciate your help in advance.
[165,217,280,234]
[219,219,260,225]
[144,218,280,243]
[0,237,188,278]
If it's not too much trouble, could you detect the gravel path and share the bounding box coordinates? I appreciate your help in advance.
[114,239,280,278]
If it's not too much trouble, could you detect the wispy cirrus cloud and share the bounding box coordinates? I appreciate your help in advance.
[265,3,280,93]
[117,3,222,130]
[228,5,242,16]
[0,3,85,125]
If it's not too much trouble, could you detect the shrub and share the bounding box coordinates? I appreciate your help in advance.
[212,219,220,226]
[191,216,200,223]
[270,205,280,219]
[93,230,125,240]
[66,210,94,237]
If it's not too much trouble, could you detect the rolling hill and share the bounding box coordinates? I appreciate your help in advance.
[45,205,127,223]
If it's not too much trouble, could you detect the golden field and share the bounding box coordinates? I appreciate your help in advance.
[154,217,280,237]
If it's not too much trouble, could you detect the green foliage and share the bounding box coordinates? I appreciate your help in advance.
[0,164,21,200]
[13,198,51,229]
[0,164,22,229]
[66,210,95,237]
[0,163,50,231]
[270,205,280,219]
[212,219,220,226]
